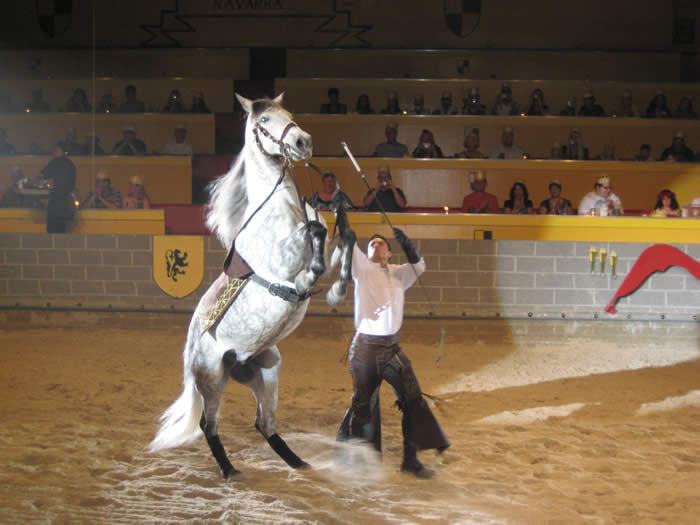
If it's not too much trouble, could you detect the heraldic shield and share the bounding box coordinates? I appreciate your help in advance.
[153,235,204,298]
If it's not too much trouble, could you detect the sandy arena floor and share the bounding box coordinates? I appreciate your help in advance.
[0,312,698,524]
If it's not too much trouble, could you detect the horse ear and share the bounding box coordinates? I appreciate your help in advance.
[236,93,253,114]
[273,92,285,105]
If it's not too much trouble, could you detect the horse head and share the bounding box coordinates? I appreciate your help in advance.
[236,93,312,163]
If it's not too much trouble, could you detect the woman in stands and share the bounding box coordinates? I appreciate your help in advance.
[412,129,444,158]
[309,172,354,211]
[123,176,151,209]
[646,92,672,118]
[355,94,374,114]
[526,88,549,116]
[652,189,680,217]
[503,181,534,215]
[65,88,91,112]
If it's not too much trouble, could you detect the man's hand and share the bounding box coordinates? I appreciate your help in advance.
[393,227,421,264]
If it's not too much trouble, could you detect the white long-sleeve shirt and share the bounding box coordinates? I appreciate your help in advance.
[352,243,425,336]
[577,191,624,215]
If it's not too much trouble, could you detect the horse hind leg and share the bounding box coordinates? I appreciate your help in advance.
[233,346,309,469]
[196,365,240,480]
[295,220,327,295]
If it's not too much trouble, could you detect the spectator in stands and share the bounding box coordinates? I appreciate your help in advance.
[559,97,577,116]
[432,91,458,115]
[27,89,51,113]
[539,180,572,215]
[462,87,486,115]
[578,92,606,117]
[577,175,623,216]
[96,92,114,113]
[41,144,77,232]
[81,171,122,209]
[561,127,589,160]
[461,170,499,213]
[374,122,409,158]
[0,167,30,208]
[660,131,694,162]
[309,172,355,211]
[617,89,640,117]
[491,83,520,116]
[80,131,105,156]
[58,128,81,156]
[635,143,653,161]
[526,88,549,116]
[123,176,151,209]
[409,94,430,115]
[594,144,616,161]
[65,88,91,112]
[363,166,406,212]
[112,125,147,156]
[190,91,211,113]
[412,129,444,158]
[652,189,680,217]
[162,89,186,113]
[0,127,17,155]
[162,124,193,155]
[320,87,347,114]
[355,94,375,114]
[119,85,146,113]
[645,92,672,118]
[489,126,524,159]
[674,96,697,120]
[455,132,486,159]
[549,142,563,159]
[380,92,402,115]
[503,181,534,215]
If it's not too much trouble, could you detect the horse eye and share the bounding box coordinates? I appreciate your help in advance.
[260,116,269,123]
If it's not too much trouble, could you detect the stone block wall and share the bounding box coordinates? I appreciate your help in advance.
[1,233,698,322]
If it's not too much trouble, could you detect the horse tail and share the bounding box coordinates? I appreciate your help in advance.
[148,335,204,451]
[205,155,248,249]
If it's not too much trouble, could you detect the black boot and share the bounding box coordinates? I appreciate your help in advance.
[400,413,431,479]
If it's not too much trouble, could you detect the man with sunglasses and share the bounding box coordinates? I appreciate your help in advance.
[577,175,624,216]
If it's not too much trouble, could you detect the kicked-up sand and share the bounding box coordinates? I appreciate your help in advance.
[0,311,698,524]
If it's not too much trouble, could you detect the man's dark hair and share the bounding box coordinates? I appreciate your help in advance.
[369,234,391,251]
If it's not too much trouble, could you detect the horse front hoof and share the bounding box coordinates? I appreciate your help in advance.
[295,460,312,470]
[326,282,346,306]
[221,465,242,481]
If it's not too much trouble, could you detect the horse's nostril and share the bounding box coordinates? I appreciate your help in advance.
[296,138,306,150]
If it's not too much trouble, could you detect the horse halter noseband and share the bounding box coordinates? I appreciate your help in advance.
[253,120,299,163]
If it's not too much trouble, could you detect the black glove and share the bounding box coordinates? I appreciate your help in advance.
[393,227,421,264]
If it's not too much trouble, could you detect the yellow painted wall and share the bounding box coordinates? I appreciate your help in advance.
[0,209,165,234]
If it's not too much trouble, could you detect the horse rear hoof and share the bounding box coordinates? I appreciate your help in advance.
[221,465,242,480]
[295,460,312,470]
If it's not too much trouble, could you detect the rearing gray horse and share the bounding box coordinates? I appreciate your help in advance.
[148,93,355,479]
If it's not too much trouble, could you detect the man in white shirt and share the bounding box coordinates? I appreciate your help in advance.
[577,175,624,216]
[337,228,450,477]
[489,126,525,159]
[162,124,193,155]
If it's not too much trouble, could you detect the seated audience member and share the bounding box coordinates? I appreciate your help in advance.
[674,96,697,120]
[489,126,524,159]
[65,88,91,112]
[96,92,114,113]
[462,87,486,115]
[123,176,151,209]
[0,167,31,208]
[412,129,444,158]
[549,142,564,159]
[594,143,616,161]
[503,181,534,215]
[119,85,146,113]
[645,92,672,118]
[491,83,520,115]
[462,170,499,213]
[526,88,549,116]
[559,97,577,116]
[432,91,458,115]
[374,122,409,158]
[162,124,193,155]
[112,125,147,156]
[409,94,430,115]
[80,132,105,155]
[635,144,653,161]
[309,172,355,211]
[190,91,211,113]
[81,171,122,209]
[577,175,624,216]
[561,127,589,160]
[363,166,406,212]
[27,89,51,113]
[660,131,694,162]
[58,128,82,156]
[0,127,17,155]
[578,92,606,117]
[162,89,186,113]
[355,94,375,114]
[652,189,680,217]
[455,132,487,158]
[539,180,572,215]
[320,87,347,114]
[617,89,640,117]
[380,92,402,114]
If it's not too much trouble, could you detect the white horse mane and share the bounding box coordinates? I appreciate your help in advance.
[205,154,248,249]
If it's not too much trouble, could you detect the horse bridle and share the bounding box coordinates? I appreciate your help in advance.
[253,121,299,162]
